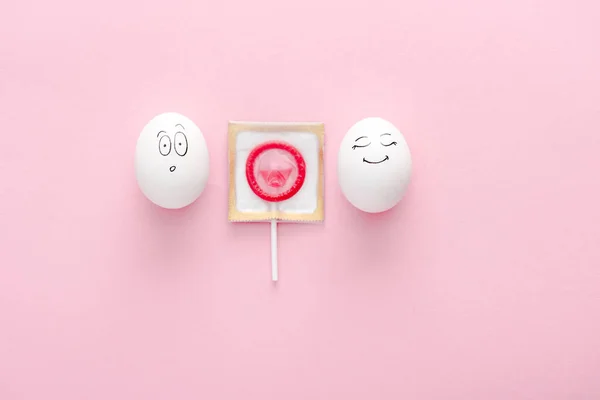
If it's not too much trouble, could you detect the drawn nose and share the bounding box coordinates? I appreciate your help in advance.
[169,165,176,172]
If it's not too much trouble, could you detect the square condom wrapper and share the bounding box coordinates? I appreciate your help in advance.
[228,121,324,222]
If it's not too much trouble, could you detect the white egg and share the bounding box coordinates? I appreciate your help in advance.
[337,117,412,213]
[135,112,210,209]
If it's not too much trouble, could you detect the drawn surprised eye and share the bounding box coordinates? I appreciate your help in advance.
[158,135,171,156]
[174,132,188,156]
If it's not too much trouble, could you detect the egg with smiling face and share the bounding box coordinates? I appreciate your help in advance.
[338,117,412,213]
[135,112,210,209]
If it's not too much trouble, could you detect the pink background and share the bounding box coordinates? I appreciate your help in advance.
[1,0,600,398]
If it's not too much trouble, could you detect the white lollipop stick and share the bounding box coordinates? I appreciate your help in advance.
[270,202,278,282]
[271,219,278,281]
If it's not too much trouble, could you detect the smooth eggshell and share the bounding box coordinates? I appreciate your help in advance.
[135,112,209,209]
[337,117,412,213]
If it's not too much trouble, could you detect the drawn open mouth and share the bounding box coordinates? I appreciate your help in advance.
[363,156,389,164]
[169,165,176,172]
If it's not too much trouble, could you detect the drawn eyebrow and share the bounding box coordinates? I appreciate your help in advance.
[156,130,166,138]
[380,133,392,137]
[354,136,368,142]
[175,124,185,131]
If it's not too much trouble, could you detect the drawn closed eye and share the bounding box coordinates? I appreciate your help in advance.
[352,136,371,150]
[382,141,397,147]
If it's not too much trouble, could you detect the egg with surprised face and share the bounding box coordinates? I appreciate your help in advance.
[135,112,210,209]
[338,117,412,213]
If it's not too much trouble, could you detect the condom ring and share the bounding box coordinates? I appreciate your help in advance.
[245,141,306,203]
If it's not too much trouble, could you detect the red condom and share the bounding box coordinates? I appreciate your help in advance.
[246,141,306,202]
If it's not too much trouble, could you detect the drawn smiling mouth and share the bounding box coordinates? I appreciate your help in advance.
[363,156,389,164]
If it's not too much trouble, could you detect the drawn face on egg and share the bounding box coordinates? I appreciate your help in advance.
[337,117,412,213]
[135,112,209,209]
